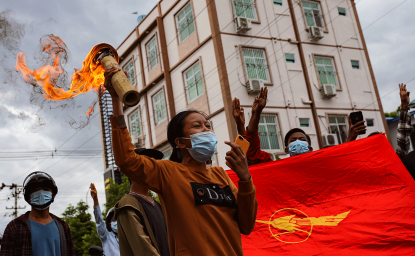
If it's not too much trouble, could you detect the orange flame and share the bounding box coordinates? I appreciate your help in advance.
[15,35,105,115]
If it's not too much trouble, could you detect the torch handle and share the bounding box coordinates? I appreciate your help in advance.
[101,56,140,107]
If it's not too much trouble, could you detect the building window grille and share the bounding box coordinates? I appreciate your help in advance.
[315,57,338,87]
[285,53,295,63]
[338,7,346,16]
[129,109,142,141]
[258,114,283,151]
[185,62,204,102]
[351,60,360,69]
[176,3,195,43]
[273,0,283,6]
[243,48,270,82]
[299,118,310,127]
[233,0,256,20]
[147,37,159,70]
[123,60,136,85]
[153,90,167,124]
[328,115,348,144]
[302,1,324,28]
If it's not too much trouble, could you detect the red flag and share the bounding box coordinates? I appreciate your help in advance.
[227,135,415,255]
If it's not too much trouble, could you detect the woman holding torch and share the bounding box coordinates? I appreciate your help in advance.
[104,67,257,256]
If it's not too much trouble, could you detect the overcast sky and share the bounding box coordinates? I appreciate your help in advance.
[0,0,413,234]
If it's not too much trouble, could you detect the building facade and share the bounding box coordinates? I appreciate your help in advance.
[106,0,389,169]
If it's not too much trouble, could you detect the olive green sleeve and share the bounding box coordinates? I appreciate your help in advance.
[117,208,160,256]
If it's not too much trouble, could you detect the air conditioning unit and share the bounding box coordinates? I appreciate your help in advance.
[321,84,337,98]
[322,134,339,148]
[236,17,252,33]
[246,79,264,94]
[309,26,324,40]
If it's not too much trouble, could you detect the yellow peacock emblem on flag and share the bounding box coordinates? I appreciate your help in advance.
[256,208,351,244]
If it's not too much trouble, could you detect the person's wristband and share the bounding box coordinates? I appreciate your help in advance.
[401,104,410,111]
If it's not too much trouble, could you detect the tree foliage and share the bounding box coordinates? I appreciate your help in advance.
[385,106,400,117]
[61,176,160,254]
[62,201,101,256]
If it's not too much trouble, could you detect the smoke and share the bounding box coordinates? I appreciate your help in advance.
[0,13,94,132]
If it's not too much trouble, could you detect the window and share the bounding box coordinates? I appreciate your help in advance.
[328,115,348,144]
[366,119,374,127]
[315,57,338,87]
[176,3,195,43]
[338,7,346,16]
[285,53,295,64]
[153,90,167,124]
[185,62,204,102]
[147,37,159,70]
[129,109,142,139]
[123,59,136,85]
[273,0,283,6]
[258,114,283,151]
[299,118,310,127]
[233,0,256,19]
[243,48,270,82]
[162,148,172,160]
[302,1,324,28]
[351,60,360,69]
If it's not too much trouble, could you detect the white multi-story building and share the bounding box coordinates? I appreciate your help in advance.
[108,0,390,168]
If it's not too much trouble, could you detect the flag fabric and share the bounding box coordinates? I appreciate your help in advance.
[227,135,415,255]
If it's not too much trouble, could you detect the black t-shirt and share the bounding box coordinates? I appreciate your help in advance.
[132,195,170,256]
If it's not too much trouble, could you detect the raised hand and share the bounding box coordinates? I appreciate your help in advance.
[90,183,99,206]
[346,115,367,142]
[103,67,121,98]
[252,87,268,115]
[399,83,410,108]
[232,97,245,125]
[225,141,250,181]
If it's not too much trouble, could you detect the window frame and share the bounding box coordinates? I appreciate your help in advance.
[300,0,328,33]
[257,112,284,154]
[327,114,349,144]
[152,88,168,125]
[128,107,143,142]
[273,0,283,6]
[285,53,296,64]
[312,54,342,91]
[122,57,137,86]
[232,0,261,23]
[351,60,360,70]
[240,46,273,85]
[366,118,375,127]
[175,2,196,44]
[299,118,310,128]
[146,36,160,71]
[338,7,347,16]
[183,59,206,103]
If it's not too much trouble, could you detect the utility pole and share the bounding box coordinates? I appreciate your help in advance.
[0,183,26,219]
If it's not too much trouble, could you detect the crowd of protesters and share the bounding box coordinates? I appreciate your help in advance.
[0,66,412,256]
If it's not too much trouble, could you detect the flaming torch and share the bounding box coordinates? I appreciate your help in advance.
[15,35,140,114]
[88,43,140,107]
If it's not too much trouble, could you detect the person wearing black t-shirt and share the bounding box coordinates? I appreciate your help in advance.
[114,148,170,256]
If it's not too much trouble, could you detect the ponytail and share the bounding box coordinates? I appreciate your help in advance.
[169,147,182,163]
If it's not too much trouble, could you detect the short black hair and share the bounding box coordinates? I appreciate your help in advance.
[284,128,311,147]
[368,131,381,137]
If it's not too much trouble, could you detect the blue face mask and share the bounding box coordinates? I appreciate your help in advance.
[182,131,218,163]
[111,221,118,233]
[30,190,53,208]
[288,140,310,157]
